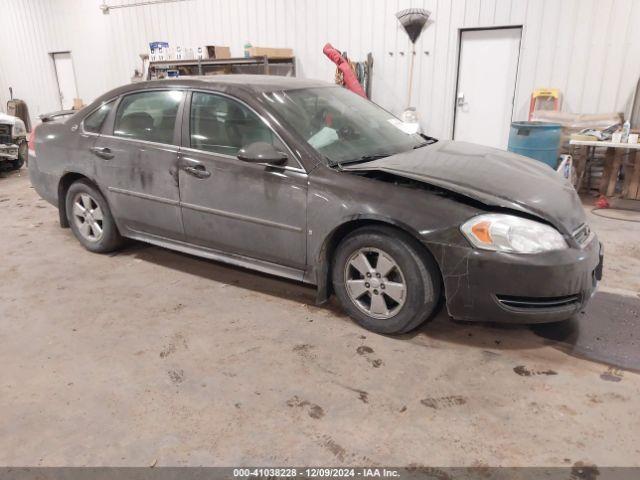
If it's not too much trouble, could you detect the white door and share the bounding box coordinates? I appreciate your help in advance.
[52,52,78,110]
[453,28,521,150]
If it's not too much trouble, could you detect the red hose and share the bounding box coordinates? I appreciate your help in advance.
[323,43,367,98]
[595,195,610,209]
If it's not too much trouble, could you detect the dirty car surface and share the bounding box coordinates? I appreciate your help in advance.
[29,75,603,334]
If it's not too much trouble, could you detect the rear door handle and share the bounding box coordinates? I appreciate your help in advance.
[183,164,211,179]
[90,146,114,160]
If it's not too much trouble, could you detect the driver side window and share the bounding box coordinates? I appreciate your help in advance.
[190,92,285,158]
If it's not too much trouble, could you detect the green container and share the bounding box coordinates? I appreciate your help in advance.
[508,121,562,169]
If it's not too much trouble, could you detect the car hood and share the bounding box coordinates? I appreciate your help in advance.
[342,140,586,234]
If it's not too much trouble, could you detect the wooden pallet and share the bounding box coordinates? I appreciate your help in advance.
[570,140,640,199]
[622,150,640,199]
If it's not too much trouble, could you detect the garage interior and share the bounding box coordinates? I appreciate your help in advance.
[1,0,640,473]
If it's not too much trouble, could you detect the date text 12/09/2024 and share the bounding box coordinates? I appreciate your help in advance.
[233,468,401,478]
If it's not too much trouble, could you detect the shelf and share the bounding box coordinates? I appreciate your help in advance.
[147,55,296,79]
[150,56,291,67]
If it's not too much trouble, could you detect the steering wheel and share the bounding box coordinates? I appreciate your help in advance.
[338,125,358,140]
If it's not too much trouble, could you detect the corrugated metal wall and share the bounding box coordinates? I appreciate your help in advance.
[1,0,639,139]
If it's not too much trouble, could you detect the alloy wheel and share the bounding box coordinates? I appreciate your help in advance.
[72,193,104,242]
[344,247,407,319]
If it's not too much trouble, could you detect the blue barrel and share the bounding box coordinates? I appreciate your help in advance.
[508,121,562,168]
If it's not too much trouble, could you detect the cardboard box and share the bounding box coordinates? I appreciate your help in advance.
[247,46,293,59]
[205,45,231,59]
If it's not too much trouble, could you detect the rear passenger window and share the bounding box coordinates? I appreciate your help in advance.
[83,100,114,134]
[190,92,283,156]
[113,90,183,144]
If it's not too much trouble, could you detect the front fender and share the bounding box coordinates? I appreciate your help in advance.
[306,166,481,303]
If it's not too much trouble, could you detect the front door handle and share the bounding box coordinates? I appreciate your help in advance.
[456,92,466,107]
[183,164,211,179]
[90,146,114,160]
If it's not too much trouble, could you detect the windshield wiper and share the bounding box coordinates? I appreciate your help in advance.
[332,153,391,170]
[356,153,391,162]
[342,153,390,165]
[417,134,438,147]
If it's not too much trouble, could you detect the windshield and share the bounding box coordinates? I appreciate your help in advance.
[262,87,433,166]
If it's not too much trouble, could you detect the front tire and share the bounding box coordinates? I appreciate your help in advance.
[332,226,441,335]
[65,179,123,253]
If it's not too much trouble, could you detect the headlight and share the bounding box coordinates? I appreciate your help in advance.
[12,119,26,137]
[461,213,568,254]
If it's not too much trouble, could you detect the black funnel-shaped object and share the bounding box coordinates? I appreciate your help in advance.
[396,8,430,44]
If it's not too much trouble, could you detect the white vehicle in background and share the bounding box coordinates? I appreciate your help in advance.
[0,112,28,170]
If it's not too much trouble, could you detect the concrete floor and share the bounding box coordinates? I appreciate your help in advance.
[1,169,639,467]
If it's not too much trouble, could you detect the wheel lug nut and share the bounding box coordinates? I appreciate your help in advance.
[380,284,385,290]
[376,273,381,278]
[365,282,370,288]
[373,289,379,295]
[366,273,371,278]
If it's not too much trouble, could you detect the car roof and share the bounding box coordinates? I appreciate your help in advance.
[111,75,332,97]
[76,75,335,126]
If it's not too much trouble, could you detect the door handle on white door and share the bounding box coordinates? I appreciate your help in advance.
[456,92,466,107]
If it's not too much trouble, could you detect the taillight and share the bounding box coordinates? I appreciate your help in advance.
[28,126,37,155]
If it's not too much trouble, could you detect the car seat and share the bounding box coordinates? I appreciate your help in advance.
[118,112,154,139]
[191,105,229,153]
[224,103,246,151]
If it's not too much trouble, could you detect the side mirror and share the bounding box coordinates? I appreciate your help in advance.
[237,142,287,165]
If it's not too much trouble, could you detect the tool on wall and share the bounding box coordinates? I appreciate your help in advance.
[395,8,430,113]
[322,43,368,98]
[348,52,373,99]
[333,51,373,99]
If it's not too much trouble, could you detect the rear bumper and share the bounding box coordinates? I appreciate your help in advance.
[28,156,59,207]
[439,235,602,323]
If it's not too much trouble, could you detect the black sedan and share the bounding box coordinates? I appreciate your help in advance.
[29,75,602,334]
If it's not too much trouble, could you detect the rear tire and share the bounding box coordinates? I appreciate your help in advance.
[332,225,441,335]
[65,179,123,253]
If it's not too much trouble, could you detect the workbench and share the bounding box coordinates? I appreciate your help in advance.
[569,139,640,199]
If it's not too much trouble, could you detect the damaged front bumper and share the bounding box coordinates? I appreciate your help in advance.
[0,144,19,161]
[432,234,603,324]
